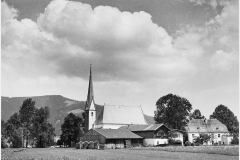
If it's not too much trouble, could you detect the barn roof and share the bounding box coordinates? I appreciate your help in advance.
[186,119,229,133]
[120,124,170,132]
[95,104,147,125]
[93,128,143,139]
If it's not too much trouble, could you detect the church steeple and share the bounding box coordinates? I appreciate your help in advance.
[85,64,94,110]
[84,64,96,131]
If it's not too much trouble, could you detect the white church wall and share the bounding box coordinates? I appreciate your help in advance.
[88,105,96,130]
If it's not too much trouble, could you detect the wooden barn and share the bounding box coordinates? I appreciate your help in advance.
[80,128,143,149]
[121,124,171,146]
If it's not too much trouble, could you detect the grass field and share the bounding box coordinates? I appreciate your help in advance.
[1,146,239,160]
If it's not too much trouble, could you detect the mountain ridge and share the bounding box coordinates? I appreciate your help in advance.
[1,95,154,136]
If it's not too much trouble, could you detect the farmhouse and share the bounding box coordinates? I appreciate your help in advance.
[121,124,175,146]
[80,128,143,149]
[186,118,232,145]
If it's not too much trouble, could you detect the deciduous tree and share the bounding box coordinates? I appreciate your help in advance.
[210,105,239,135]
[154,93,192,130]
[19,98,36,147]
[190,109,205,120]
[60,113,84,147]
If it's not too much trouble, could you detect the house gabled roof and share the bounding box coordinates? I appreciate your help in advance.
[186,118,229,133]
[94,104,147,125]
[93,128,143,139]
[120,123,170,132]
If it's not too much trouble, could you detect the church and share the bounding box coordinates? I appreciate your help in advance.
[84,65,152,131]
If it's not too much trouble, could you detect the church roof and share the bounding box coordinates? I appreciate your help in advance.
[95,105,147,125]
[85,65,94,110]
[93,128,143,139]
[186,118,229,133]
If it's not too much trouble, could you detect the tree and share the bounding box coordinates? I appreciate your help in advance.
[2,98,55,148]
[193,134,211,145]
[32,107,55,147]
[4,113,23,148]
[60,113,84,147]
[19,98,36,147]
[190,109,205,120]
[210,105,239,136]
[1,120,8,148]
[154,93,192,130]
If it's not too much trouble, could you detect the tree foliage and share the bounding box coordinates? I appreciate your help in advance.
[19,98,36,147]
[190,109,205,120]
[60,113,84,147]
[2,98,55,148]
[210,104,239,136]
[32,107,55,147]
[2,113,23,148]
[193,134,211,145]
[154,93,192,130]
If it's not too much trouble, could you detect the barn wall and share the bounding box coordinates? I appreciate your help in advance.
[154,126,170,138]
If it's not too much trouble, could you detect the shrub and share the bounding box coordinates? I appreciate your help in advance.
[82,142,88,149]
[193,134,210,146]
[94,141,99,149]
[169,139,182,146]
[88,141,94,149]
[76,142,80,149]
[184,141,191,146]
[231,136,239,145]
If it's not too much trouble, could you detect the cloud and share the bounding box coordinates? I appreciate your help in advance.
[2,0,238,83]
[189,0,231,8]
[2,0,196,82]
[1,0,238,118]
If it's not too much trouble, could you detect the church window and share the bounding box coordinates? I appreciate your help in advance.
[91,112,93,116]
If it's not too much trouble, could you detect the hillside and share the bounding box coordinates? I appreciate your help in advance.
[1,95,154,136]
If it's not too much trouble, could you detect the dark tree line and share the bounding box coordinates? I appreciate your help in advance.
[1,98,55,148]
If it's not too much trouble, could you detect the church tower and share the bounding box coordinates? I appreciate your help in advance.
[84,65,96,131]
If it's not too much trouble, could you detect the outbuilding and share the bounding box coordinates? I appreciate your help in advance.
[80,128,143,149]
[121,124,171,146]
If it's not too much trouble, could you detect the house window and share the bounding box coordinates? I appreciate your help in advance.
[218,134,220,138]
[192,134,194,137]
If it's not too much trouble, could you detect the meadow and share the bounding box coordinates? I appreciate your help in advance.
[1,146,239,160]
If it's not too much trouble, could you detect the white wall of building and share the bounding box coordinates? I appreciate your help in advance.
[188,132,230,145]
[221,135,233,145]
[88,101,96,130]
[94,123,127,129]
[143,138,168,146]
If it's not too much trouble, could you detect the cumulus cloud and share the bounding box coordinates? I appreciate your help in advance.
[2,0,196,82]
[1,0,238,83]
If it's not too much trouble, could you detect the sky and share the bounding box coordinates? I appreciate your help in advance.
[1,0,239,118]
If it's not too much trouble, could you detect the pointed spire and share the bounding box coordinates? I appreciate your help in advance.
[85,64,94,110]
